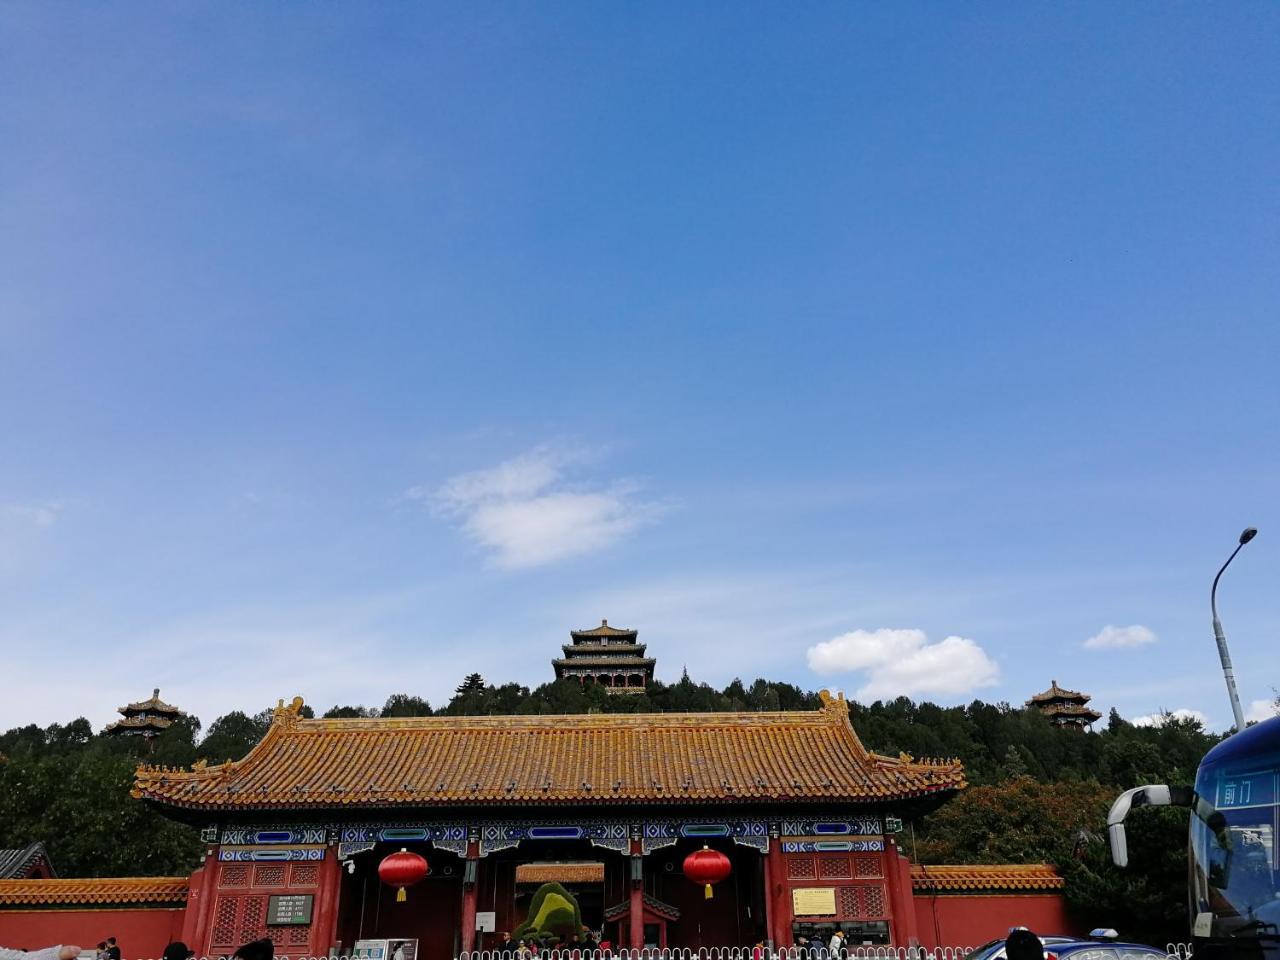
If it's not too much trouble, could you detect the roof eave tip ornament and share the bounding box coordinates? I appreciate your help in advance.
[817,689,849,715]
[272,695,307,728]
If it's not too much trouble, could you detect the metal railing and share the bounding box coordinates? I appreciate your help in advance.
[122,946,1194,960]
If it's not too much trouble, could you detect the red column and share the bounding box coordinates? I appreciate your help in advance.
[629,839,644,949]
[310,848,342,956]
[189,851,221,955]
[765,838,793,948]
[460,841,480,955]
[882,839,919,947]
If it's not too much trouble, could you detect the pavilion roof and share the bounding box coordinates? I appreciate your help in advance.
[105,714,176,734]
[562,642,647,655]
[604,892,680,922]
[0,876,189,906]
[119,688,185,717]
[134,691,965,813]
[910,863,1063,893]
[0,843,55,880]
[552,656,656,668]
[570,619,637,639]
[1042,703,1103,720]
[1026,680,1091,705]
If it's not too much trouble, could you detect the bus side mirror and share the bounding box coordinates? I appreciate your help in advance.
[1108,785,1192,867]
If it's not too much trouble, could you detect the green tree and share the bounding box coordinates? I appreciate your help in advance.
[198,709,272,761]
[322,705,379,719]
[381,694,432,717]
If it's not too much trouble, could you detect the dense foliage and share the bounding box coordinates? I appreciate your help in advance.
[2,674,1269,946]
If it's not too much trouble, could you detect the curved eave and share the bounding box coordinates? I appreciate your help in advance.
[136,780,964,819]
[134,694,966,820]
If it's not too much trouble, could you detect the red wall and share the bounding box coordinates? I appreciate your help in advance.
[0,908,186,959]
[913,894,1077,948]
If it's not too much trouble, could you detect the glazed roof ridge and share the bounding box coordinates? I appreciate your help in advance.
[0,876,189,905]
[571,619,637,637]
[133,690,966,811]
[910,863,1063,892]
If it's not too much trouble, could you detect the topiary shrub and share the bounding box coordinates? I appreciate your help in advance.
[512,882,582,942]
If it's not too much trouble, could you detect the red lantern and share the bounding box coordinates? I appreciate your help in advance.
[378,848,428,902]
[683,845,731,900]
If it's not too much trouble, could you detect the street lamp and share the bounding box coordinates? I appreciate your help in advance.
[1211,526,1257,730]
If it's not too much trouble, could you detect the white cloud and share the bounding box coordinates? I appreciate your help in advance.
[1131,708,1208,728]
[419,445,665,569]
[1246,698,1279,724]
[3,502,61,527]
[806,627,1000,702]
[1084,624,1157,649]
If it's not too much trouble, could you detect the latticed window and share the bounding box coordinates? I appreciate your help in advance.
[863,884,886,916]
[291,863,321,887]
[819,856,852,879]
[239,895,267,944]
[837,884,888,919]
[837,886,859,917]
[854,854,882,878]
[253,864,287,887]
[787,856,818,879]
[219,865,250,888]
[210,897,239,950]
[287,927,311,947]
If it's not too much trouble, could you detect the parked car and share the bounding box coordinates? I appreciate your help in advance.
[965,932,1170,960]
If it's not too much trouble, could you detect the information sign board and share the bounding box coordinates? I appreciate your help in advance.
[266,894,314,925]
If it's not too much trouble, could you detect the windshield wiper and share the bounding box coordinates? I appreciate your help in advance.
[1228,920,1280,938]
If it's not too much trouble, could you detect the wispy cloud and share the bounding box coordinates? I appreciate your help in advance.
[412,445,665,570]
[806,627,999,702]
[1131,707,1207,728]
[1084,624,1157,649]
[3,502,61,527]
[1246,698,1278,724]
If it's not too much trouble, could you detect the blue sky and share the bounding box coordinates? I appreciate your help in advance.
[2,3,1278,733]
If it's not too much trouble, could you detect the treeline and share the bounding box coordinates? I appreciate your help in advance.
[1,672,1266,945]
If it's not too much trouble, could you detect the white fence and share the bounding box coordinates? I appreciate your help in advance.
[141,946,1194,960]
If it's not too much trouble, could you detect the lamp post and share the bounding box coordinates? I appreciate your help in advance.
[1211,527,1257,730]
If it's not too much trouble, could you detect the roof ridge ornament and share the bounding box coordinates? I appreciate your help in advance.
[272,695,307,728]
[817,688,849,717]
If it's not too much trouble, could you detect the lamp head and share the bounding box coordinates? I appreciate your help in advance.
[1240,527,1258,545]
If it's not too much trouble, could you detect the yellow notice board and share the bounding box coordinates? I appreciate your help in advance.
[791,887,837,916]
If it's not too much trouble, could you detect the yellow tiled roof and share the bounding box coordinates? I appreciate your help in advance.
[515,862,606,885]
[571,620,636,638]
[0,877,189,905]
[1026,680,1090,705]
[134,692,965,811]
[910,864,1063,892]
[120,688,185,716]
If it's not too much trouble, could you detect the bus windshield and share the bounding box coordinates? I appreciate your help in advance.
[1191,736,1280,945]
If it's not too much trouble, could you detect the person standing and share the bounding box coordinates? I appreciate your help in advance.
[827,930,845,960]
[1005,930,1045,960]
[231,939,273,960]
[104,940,120,960]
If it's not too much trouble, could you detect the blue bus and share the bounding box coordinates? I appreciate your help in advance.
[1109,713,1280,960]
